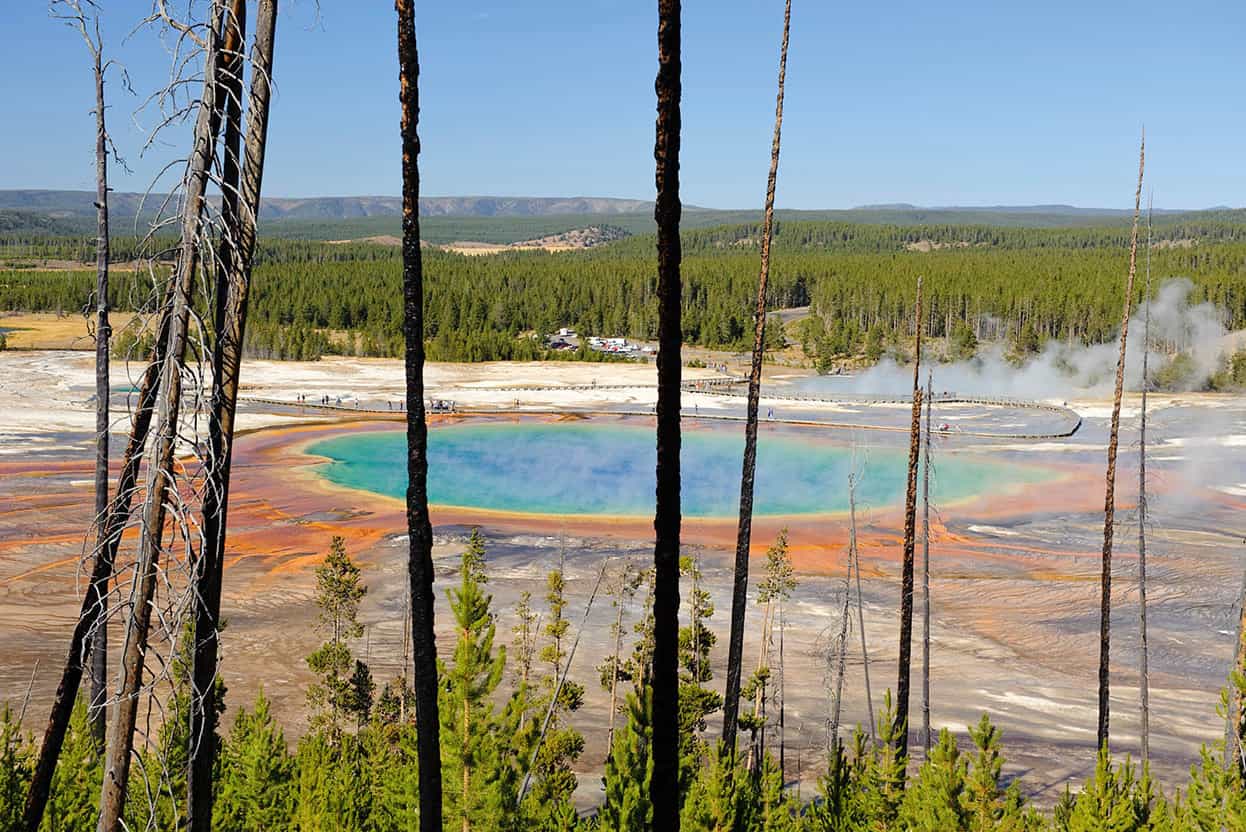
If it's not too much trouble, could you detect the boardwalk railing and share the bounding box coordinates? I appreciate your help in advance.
[238,389,1082,441]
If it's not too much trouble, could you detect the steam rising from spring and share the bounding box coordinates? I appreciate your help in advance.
[840,278,1232,398]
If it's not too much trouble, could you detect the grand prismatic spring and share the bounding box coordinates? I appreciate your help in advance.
[306,420,1057,518]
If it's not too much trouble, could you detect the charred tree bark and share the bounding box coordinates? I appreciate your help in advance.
[894,276,924,762]
[396,3,443,829]
[1138,195,1152,767]
[651,0,683,826]
[723,0,791,758]
[920,371,933,755]
[86,15,113,746]
[96,5,228,828]
[1097,131,1145,753]
[188,2,276,828]
[203,0,247,359]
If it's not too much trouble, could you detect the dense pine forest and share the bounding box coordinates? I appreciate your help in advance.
[3,219,1246,366]
[4,532,1246,830]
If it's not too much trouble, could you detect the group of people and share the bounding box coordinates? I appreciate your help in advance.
[288,392,448,413]
[296,393,345,406]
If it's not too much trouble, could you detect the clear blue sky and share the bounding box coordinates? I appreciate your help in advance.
[3,0,1243,209]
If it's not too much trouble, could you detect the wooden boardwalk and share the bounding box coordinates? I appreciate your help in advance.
[239,387,1082,441]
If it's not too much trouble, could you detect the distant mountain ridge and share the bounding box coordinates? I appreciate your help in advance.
[9,190,1230,222]
[3,190,1244,243]
[0,190,657,220]
[852,202,1187,217]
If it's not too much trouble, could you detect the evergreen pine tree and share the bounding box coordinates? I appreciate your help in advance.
[864,327,885,363]
[214,690,297,831]
[950,320,979,360]
[855,691,908,829]
[127,616,226,830]
[347,660,375,731]
[1065,746,1146,831]
[680,740,749,832]
[599,561,643,750]
[897,728,970,832]
[1182,742,1246,830]
[0,703,32,831]
[41,698,102,832]
[755,752,799,832]
[363,722,421,831]
[522,556,586,822]
[373,676,413,727]
[599,686,654,832]
[294,732,371,831]
[679,554,722,769]
[625,568,657,686]
[807,731,869,832]
[306,536,369,737]
[512,590,539,700]
[961,713,1037,832]
[743,530,796,771]
[439,528,511,831]
[1052,786,1076,831]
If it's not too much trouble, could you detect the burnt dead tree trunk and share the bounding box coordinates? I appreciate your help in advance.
[80,3,115,746]
[894,276,924,762]
[185,5,247,807]
[651,0,683,826]
[850,471,875,744]
[24,5,127,821]
[97,5,228,828]
[1097,131,1145,753]
[24,292,174,831]
[723,0,792,759]
[188,2,277,828]
[920,371,933,755]
[396,3,443,829]
[828,536,853,753]
[1138,194,1152,767]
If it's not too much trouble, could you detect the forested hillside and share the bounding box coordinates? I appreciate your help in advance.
[3,191,1242,243]
[3,220,1245,364]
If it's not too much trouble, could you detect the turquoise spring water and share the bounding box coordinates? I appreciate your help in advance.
[306,421,1051,518]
